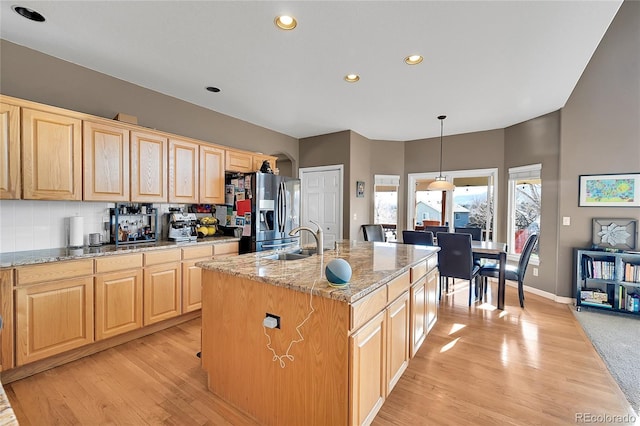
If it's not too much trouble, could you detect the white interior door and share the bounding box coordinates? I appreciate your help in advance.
[299,165,343,249]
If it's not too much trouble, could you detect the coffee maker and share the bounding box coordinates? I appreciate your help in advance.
[166,209,198,242]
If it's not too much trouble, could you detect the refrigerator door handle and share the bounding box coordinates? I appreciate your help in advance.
[277,181,286,233]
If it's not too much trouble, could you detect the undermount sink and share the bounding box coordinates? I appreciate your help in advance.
[263,252,311,261]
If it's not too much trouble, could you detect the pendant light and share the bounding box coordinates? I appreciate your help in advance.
[427,115,455,191]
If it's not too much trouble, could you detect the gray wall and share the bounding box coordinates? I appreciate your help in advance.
[557,0,640,298]
[505,111,561,295]
[369,139,406,232]
[404,129,506,241]
[0,40,299,166]
[350,131,372,240]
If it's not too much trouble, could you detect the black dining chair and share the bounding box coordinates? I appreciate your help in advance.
[362,224,385,242]
[424,226,449,236]
[402,230,434,246]
[479,233,538,308]
[436,232,482,306]
[454,227,482,241]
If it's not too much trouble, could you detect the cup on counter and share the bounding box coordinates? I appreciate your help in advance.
[89,233,103,247]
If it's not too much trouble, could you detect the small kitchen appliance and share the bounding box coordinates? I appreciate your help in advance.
[166,210,198,242]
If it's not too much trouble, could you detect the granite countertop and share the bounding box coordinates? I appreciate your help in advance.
[0,237,241,268]
[197,241,439,304]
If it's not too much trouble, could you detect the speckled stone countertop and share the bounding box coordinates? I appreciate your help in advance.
[197,241,439,304]
[0,237,240,268]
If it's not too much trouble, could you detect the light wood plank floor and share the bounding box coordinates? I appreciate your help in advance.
[5,282,637,425]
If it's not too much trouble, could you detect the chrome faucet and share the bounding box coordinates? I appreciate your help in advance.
[289,220,323,255]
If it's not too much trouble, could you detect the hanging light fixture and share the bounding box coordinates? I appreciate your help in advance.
[427,115,456,191]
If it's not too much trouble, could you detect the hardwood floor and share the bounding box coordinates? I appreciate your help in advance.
[4,282,636,425]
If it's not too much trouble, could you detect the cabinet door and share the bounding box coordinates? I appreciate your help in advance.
[200,145,225,204]
[426,269,438,333]
[182,258,207,313]
[0,102,21,199]
[83,120,130,201]
[169,137,199,204]
[15,276,94,365]
[130,130,168,202]
[225,149,253,173]
[252,154,277,172]
[22,108,82,200]
[0,269,15,371]
[95,269,143,340]
[410,276,427,358]
[386,291,410,395]
[143,262,181,325]
[350,310,386,426]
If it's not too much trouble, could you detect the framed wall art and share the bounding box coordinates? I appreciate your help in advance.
[579,173,640,207]
[356,181,365,198]
[591,218,637,250]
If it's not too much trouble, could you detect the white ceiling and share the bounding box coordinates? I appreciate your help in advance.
[0,1,623,141]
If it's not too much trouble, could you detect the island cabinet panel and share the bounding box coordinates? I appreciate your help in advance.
[199,145,225,204]
[168,137,199,204]
[349,310,386,426]
[385,291,410,395]
[21,108,82,200]
[15,276,94,365]
[95,269,143,340]
[130,130,168,202]
[83,120,130,201]
[425,268,438,333]
[410,275,427,358]
[201,270,350,426]
[0,269,15,371]
[350,285,387,331]
[0,102,21,199]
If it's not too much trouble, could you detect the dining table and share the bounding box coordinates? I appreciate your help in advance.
[472,241,508,310]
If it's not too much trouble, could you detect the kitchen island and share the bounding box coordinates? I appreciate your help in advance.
[197,241,439,426]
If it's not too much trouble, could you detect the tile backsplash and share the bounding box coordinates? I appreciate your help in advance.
[0,200,182,253]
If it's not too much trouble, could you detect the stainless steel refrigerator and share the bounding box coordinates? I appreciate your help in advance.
[238,172,300,253]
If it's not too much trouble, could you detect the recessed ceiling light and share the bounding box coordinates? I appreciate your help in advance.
[12,5,45,22]
[404,55,423,65]
[275,15,297,30]
[206,86,221,93]
[344,74,360,83]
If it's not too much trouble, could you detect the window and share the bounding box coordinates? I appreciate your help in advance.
[374,175,399,242]
[507,164,541,262]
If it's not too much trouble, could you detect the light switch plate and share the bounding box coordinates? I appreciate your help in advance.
[563,216,571,226]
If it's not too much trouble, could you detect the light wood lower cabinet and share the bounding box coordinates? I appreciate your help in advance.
[181,258,206,313]
[143,262,181,325]
[15,276,94,365]
[95,269,143,340]
[0,269,15,371]
[386,291,410,395]
[350,310,386,426]
[410,275,427,358]
[425,268,438,333]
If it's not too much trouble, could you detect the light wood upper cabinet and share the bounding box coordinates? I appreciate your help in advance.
[0,102,21,199]
[131,130,168,202]
[225,149,253,173]
[200,144,225,204]
[169,137,199,204]
[83,120,130,201]
[22,108,82,200]
[252,154,277,173]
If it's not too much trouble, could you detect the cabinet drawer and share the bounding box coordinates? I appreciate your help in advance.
[144,249,181,266]
[410,261,427,283]
[182,245,213,260]
[17,259,94,285]
[95,253,143,273]
[213,242,239,256]
[350,285,387,332]
[387,271,410,303]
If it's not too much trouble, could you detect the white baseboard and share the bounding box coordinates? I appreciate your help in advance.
[489,279,574,304]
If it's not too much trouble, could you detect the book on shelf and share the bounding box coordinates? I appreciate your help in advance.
[623,262,640,283]
[626,293,640,312]
[582,255,615,280]
[580,300,613,308]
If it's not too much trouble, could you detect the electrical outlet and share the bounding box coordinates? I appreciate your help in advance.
[265,313,280,329]
[533,267,539,277]
[353,213,357,220]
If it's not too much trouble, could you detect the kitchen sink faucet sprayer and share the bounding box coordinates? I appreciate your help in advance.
[289,220,323,255]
